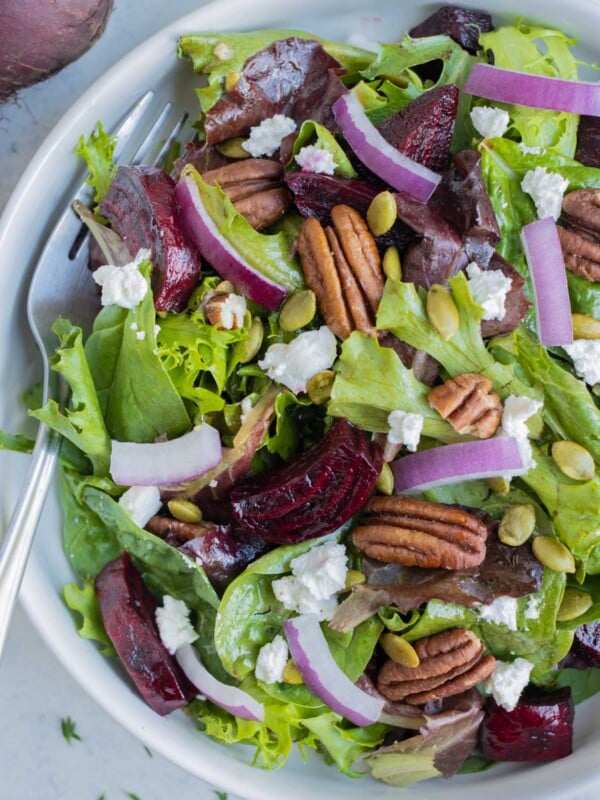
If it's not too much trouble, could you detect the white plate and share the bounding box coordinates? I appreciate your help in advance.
[1,0,600,797]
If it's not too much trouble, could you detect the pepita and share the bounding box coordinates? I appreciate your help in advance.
[279,289,316,332]
[282,659,304,685]
[216,137,251,160]
[556,588,593,621]
[167,499,203,523]
[236,317,264,364]
[551,440,595,481]
[485,476,511,495]
[343,569,366,591]
[380,633,420,668]
[426,284,460,340]
[376,462,395,496]
[571,313,600,339]
[532,535,576,573]
[382,246,402,281]
[498,504,536,547]
[367,191,397,237]
[225,70,242,91]
[306,369,335,405]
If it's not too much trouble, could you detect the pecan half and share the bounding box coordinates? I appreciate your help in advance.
[146,515,209,541]
[377,628,496,705]
[427,373,502,438]
[202,158,290,230]
[297,204,384,339]
[558,189,600,281]
[352,496,488,570]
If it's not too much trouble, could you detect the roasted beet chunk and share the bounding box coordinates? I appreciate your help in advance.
[230,418,383,543]
[204,38,346,146]
[573,621,600,666]
[100,165,201,311]
[409,5,493,54]
[378,85,459,173]
[95,553,193,715]
[575,116,600,168]
[480,686,574,762]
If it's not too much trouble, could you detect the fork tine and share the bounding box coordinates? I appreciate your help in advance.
[151,111,189,168]
[130,102,173,166]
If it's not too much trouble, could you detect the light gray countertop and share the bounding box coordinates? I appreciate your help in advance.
[0,2,241,798]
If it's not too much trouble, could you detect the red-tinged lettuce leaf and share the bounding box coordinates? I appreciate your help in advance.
[203,38,346,146]
[365,690,484,786]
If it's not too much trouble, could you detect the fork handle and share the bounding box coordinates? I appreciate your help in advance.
[0,422,61,659]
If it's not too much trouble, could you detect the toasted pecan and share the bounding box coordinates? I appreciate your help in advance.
[427,373,502,438]
[559,189,600,281]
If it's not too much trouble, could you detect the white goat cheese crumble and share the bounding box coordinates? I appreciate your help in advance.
[155,596,198,654]
[524,595,541,620]
[564,339,600,386]
[478,596,519,630]
[485,658,534,711]
[259,326,337,394]
[118,485,162,527]
[519,143,542,155]
[272,541,348,621]
[470,106,509,139]
[255,635,289,683]
[242,114,296,157]
[387,410,424,452]
[466,262,512,321]
[240,395,253,425]
[295,144,336,175]
[219,294,247,329]
[521,166,569,221]
[93,248,150,308]
[497,394,543,472]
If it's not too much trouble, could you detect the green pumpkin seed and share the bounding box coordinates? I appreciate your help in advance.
[343,569,366,591]
[498,504,536,547]
[376,462,395,496]
[282,659,304,685]
[556,588,593,621]
[551,440,595,481]
[485,476,511,495]
[167,499,203,524]
[225,70,242,91]
[532,535,576,573]
[306,369,335,405]
[216,137,251,160]
[382,246,402,281]
[426,284,460,340]
[380,633,420,668]
[367,191,397,237]
[236,317,264,364]
[279,289,316,332]
[571,313,600,339]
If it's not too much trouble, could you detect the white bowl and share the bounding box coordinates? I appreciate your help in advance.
[1,0,599,797]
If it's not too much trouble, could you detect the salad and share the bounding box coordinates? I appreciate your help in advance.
[6,1,600,788]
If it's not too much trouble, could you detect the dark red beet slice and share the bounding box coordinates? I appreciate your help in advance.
[575,116,600,168]
[377,85,459,173]
[95,553,194,716]
[100,165,201,312]
[409,5,493,54]
[480,686,574,762]
[230,418,383,543]
[285,172,380,222]
[573,621,600,667]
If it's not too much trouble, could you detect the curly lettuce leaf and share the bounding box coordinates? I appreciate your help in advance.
[183,166,304,292]
[355,78,421,127]
[0,430,34,453]
[84,263,190,443]
[75,122,117,205]
[478,24,579,157]
[63,579,115,656]
[178,30,374,114]
[568,272,600,318]
[30,318,111,476]
[289,120,357,177]
[327,330,458,441]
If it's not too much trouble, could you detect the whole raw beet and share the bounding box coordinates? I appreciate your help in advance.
[100,165,201,311]
[0,1,114,102]
[230,418,383,543]
[95,552,194,716]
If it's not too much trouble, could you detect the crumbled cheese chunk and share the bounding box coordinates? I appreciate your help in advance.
[259,326,337,393]
[564,339,600,386]
[485,658,534,711]
[242,114,296,157]
[272,540,348,621]
[387,409,424,452]
[521,167,569,221]
[219,294,247,329]
[93,249,150,308]
[213,42,234,61]
[118,485,161,527]
[135,330,146,341]
[295,144,336,175]
[153,324,161,337]
[497,394,543,473]
[427,599,467,620]
[519,143,542,155]
[470,106,509,139]
[155,596,198,654]
[466,262,512,321]
[240,395,253,425]
[478,596,519,630]
[255,635,289,683]
[130,322,138,331]
[524,595,541,620]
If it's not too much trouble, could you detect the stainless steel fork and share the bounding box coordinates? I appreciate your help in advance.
[0,93,188,659]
